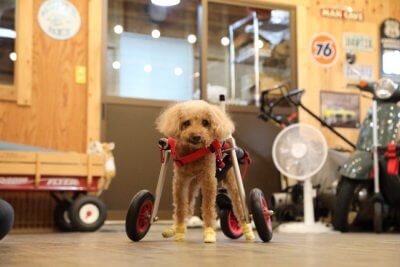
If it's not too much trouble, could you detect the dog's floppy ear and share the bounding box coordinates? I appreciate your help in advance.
[156,103,181,137]
[209,104,235,140]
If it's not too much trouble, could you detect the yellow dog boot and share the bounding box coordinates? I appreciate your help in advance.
[203,227,216,243]
[241,223,255,241]
[161,225,176,238]
[174,224,186,241]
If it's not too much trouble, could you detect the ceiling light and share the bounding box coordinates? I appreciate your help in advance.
[112,61,120,70]
[257,40,264,49]
[144,64,153,73]
[174,67,183,76]
[9,52,17,62]
[151,0,180,7]
[151,29,161,39]
[187,34,197,44]
[221,37,230,46]
[113,25,123,34]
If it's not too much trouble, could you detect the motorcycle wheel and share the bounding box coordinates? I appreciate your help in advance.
[373,201,383,233]
[332,177,358,232]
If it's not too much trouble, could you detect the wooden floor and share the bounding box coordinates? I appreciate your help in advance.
[1,224,399,267]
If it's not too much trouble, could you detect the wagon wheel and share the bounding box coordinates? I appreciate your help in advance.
[54,202,73,232]
[68,195,107,232]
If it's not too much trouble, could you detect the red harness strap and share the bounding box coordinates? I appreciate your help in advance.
[163,137,225,168]
[385,142,398,176]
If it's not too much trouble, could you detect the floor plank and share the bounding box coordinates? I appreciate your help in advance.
[0,225,399,267]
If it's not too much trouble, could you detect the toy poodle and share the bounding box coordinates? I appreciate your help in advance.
[156,100,255,243]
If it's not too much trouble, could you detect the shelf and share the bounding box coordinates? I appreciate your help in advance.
[235,48,271,64]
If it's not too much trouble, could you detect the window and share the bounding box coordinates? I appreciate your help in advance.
[107,0,200,102]
[0,0,33,105]
[207,2,295,106]
[0,0,16,86]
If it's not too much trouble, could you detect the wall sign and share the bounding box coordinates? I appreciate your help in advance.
[321,7,363,21]
[310,33,339,67]
[343,33,373,52]
[380,18,400,82]
[344,64,374,81]
[38,0,81,40]
[320,92,360,128]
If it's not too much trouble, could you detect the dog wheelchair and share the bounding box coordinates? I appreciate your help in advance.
[125,135,273,242]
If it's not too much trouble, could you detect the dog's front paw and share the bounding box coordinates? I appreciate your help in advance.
[174,224,186,241]
[241,223,255,241]
[203,227,216,243]
[161,225,176,238]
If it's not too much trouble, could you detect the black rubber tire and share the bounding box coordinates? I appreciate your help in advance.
[249,188,273,242]
[54,203,73,232]
[68,195,107,232]
[125,190,155,242]
[373,201,383,234]
[0,199,14,240]
[220,209,243,239]
[332,177,358,232]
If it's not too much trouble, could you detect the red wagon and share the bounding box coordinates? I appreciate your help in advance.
[0,142,113,232]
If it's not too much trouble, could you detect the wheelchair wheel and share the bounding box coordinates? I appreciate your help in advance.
[249,188,273,242]
[0,199,14,240]
[125,190,154,242]
[220,209,243,239]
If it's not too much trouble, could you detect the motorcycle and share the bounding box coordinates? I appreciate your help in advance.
[333,72,400,232]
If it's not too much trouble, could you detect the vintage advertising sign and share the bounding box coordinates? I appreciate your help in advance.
[321,7,363,21]
[310,33,339,67]
[343,33,373,52]
[38,0,81,40]
[344,64,375,81]
[380,18,400,81]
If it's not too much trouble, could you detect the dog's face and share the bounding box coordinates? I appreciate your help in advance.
[156,100,234,149]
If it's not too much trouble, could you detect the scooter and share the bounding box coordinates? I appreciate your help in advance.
[333,77,400,233]
[0,198,14,240]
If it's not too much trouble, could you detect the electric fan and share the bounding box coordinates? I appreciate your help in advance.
[272,123,331,233]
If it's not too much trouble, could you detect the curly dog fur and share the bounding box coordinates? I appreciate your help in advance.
[156,100,254,243]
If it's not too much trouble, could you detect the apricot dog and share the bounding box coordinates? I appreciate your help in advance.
[156,100,254,243]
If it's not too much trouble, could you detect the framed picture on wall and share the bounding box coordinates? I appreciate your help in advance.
[320,91,360,128]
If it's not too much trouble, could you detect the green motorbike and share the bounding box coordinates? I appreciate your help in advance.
[333,78,400,233]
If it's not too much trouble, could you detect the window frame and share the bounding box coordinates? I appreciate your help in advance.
[103,0,297,114]
[0,0,33,106]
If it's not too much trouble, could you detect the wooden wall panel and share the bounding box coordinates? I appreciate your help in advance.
[0,0,88,153]
[293,0,400,149]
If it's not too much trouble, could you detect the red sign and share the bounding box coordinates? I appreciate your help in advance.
[321,7,363,21]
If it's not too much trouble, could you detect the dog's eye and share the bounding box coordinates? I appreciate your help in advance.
[202,119,210,127]
[182,120,191,128]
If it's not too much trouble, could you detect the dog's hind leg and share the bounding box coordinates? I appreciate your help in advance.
[199,171,217,243]
[223,169,255,241]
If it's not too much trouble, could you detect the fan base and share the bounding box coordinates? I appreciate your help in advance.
[277,222,333,233]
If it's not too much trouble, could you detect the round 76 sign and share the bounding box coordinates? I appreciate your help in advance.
[310,33,339,67]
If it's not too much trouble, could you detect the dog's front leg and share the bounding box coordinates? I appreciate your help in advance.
[172,173,189,241]
[200,171,217,243]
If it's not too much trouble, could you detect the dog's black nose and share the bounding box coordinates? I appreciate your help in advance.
[190,135,202,144]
